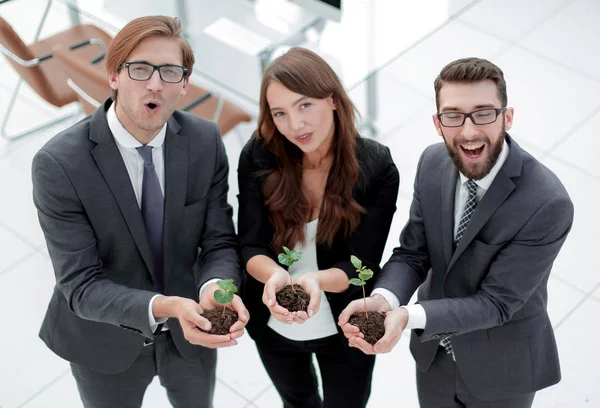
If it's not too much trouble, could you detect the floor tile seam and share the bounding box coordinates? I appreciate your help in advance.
[542,102,600,156]
[550,274,591,296]
[243,384,274,408]
[0,250,38,279]
[347,0,486,90]
[215,377,254,405]
[512,42,600,85]
[0,219,40,252]
[458,0,578,46]
[553,282,600,330]
[540,148,600,183]
[15,368,71,408]
[455,19,517,46]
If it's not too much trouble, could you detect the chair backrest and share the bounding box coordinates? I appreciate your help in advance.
[54,42,251,134]
[215,100,252,136]
[0,16,58,104]
[52,43,112,114]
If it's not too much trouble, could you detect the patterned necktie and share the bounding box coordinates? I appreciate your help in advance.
[136,145,165,294]
[442,179,478,361]
[455,179,478,246]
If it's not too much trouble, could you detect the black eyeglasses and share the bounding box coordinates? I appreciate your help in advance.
[120,62,187,83]
[437,107,507,127]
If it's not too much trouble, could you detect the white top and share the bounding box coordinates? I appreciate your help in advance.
[373,140,510,330]
[267,219,339,341]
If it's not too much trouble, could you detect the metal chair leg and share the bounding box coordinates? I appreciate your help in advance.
[1,96,81,141]
[0,0,77,141]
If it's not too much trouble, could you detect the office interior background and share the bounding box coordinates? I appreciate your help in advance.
[0,0,598,406]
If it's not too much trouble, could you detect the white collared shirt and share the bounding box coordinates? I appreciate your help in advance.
[374,140,510,330]
[107,102,222,332]
[106,102,169,331]
[107,102,166,202]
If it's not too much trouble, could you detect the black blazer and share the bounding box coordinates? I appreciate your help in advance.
[237,134,399,353]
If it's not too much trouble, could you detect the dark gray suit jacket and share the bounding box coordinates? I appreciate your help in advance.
[33,99,240,374]
[376,135,573,400]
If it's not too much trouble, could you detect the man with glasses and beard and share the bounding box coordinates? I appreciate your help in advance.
[32,16,248,407]
[339,58,574,407]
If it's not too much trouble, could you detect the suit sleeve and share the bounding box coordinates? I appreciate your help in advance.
[331,147,400,280]
[194,125,241,288]
[418,194,573,341]
[236,141,277,266]
[32,150,157,338]
[375,148,432,305]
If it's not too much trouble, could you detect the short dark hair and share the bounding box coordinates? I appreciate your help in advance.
[434,57,507,110]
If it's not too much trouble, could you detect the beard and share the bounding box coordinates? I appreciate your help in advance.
[442,121,505,181]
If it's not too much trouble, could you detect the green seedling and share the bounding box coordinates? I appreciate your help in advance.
[348,255,374,319]
[213,279,238,317]
[278,246,303,291]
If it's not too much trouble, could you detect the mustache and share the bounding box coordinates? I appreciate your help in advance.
[453,137,490,147]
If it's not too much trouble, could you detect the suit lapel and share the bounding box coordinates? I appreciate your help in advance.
[162,117,186,284]
[89,100,155,278]
[446,136,523,272]
[440,157,458,266]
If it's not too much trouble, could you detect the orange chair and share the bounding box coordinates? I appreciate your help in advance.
[0,14,112,140]
[52,44,252,137]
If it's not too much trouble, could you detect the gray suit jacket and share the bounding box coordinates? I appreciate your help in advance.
[376,135,573,400]
[33,99,240,374]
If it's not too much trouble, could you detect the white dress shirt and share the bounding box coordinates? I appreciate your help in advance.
[373,140,510,330]
[107,102,218,332]
[267,219,339,341]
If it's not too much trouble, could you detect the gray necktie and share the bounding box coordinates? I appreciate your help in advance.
[443,179,478,361]
[136,145,165,294]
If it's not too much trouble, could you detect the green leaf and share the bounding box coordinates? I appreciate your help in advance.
[350,255,362,270]
[214,290,234,305]
[217,279,232,290]
[359,269,374,281]
[217,279,238,293]
[279,246,302,265]
[289,249,302,263]
[278,253,292,266]
[349,278,366,286]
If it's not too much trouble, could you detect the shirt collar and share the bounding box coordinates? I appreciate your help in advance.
[459,139,510,191]
[107,100,166,148]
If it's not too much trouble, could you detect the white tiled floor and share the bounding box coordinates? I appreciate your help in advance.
[1,0,599,407]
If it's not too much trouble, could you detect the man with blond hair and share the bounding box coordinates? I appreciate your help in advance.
[33,16,247,407]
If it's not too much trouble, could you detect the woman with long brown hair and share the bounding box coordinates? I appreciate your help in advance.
[237,47,399,407]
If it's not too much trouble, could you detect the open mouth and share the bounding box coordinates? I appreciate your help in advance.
[296,132,312,143]
[460,143,485,159]
[145,102,160,113]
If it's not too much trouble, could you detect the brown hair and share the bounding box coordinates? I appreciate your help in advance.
[105,16,194,100]
[434,57,507,110]
[257,47,364,250]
